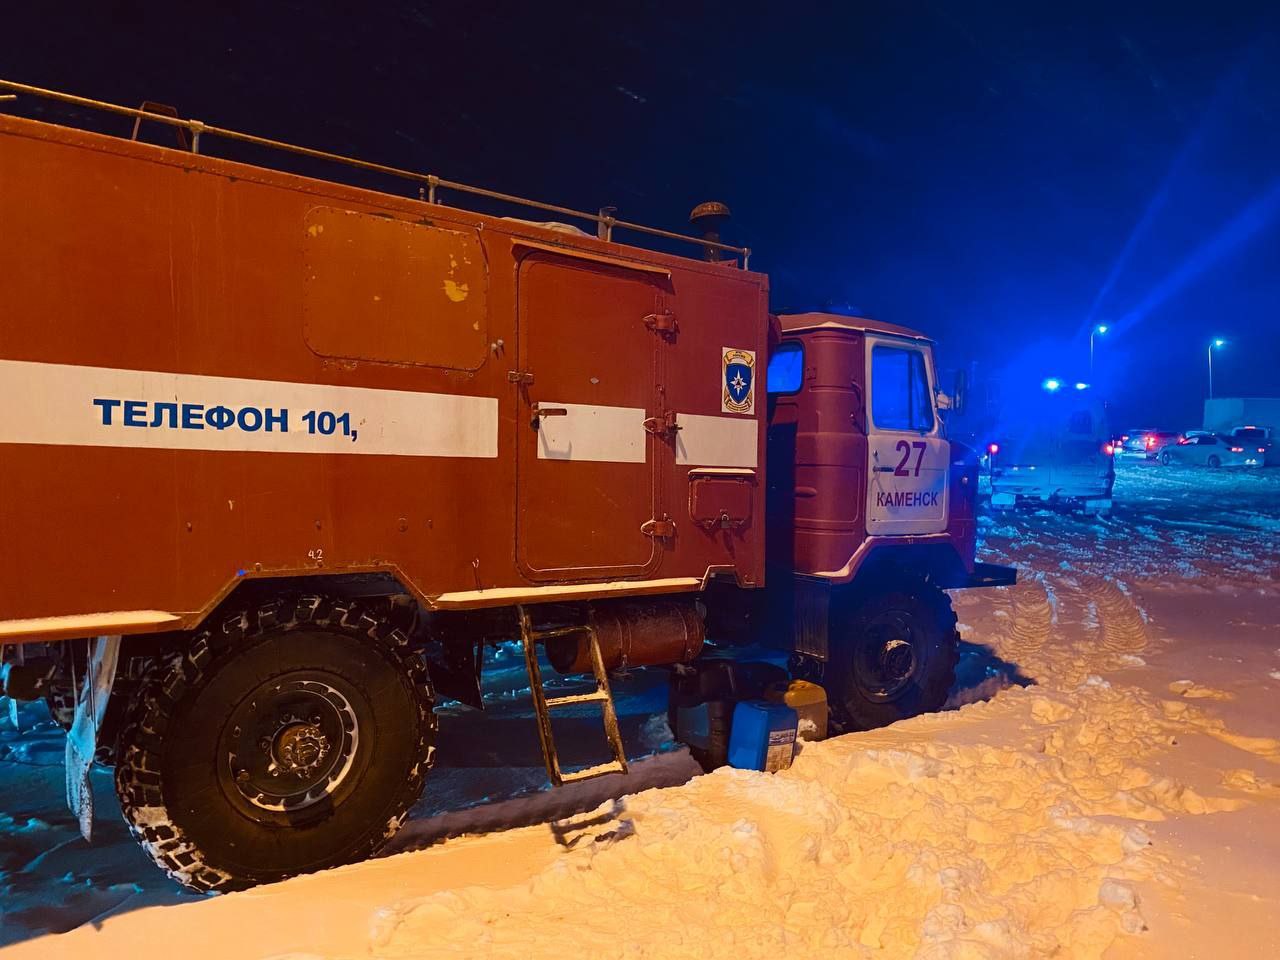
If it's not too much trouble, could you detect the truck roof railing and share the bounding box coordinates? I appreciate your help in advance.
[0,78,751,269]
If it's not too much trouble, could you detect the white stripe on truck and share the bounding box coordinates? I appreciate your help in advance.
[534,401,648,463]
[675,412,758,468]
[0,359,498,458]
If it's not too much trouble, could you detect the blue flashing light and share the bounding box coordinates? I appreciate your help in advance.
[1042,378,1062,392]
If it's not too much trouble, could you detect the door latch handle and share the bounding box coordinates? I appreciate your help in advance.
[643,410,681,437]
[641,517,676,538]
[530,403,568,428]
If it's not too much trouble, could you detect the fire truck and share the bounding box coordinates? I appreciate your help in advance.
[0,80,1015,892]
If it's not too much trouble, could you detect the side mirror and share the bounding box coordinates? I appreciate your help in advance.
[952,369,967,415]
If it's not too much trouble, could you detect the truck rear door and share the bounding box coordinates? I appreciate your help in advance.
[514,249,664,581]
[1050,403,1112,494]
[864,337,948,535]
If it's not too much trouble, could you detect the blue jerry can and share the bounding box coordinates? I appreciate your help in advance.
[727,700,798,773]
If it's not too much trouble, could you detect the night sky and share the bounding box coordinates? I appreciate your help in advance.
[4,2,1278,429]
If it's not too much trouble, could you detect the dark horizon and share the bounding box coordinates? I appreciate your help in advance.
[4,2,1277,429]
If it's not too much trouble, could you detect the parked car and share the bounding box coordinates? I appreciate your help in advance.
[1157,431,1265,468]
[1117,428,1179,459]
[1116,428,1155,457]
[1228,425,1277,466]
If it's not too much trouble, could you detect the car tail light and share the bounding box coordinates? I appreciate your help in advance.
[1260,448,1267,453]
[1145,436,1155,448]
[1120,435,1129,442]
[1103,443,1114,456]
[1230,446,1244,453]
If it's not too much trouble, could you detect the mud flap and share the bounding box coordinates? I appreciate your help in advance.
[65,635,121,841]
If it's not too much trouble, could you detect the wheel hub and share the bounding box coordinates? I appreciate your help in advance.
[879,637,916,684]
[273,722,331,777]
[853,612,923,702]
[222,677,360,815]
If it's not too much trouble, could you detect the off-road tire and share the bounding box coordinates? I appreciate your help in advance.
[824,581,959,733]
[114,596,436,893]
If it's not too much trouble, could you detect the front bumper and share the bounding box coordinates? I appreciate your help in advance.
[958,562,1018,589]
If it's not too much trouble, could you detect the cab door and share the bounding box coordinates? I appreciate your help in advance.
[864,337,949,535]
[514,249,664,580]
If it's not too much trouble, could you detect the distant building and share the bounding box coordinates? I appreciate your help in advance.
[1203,397,1280,434]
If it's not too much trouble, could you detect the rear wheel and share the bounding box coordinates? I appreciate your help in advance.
[1159,451,1171,466]
[824,581,958,732]
[1207,455,1221,468]
[114,596,436,893]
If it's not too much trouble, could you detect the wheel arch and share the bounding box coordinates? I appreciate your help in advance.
[843,541,971,593]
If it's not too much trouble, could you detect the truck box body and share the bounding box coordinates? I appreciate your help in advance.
[0,114,769,637]
[988,394,1113,508]
[1202,397,1280,435]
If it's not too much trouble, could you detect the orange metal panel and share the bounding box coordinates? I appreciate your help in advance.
[0,113,769,635]
[302,207,489,370]
[515,253,660,579]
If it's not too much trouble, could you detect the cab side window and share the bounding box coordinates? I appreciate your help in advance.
[767,341,804,394]
[871,345,933,431]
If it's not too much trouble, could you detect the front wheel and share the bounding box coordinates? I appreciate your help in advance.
[114,596,436,893]
[1159,451,1171,466]
[823,582,959,732]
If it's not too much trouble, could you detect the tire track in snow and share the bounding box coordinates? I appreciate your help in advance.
[992,577,1055,681]
[1094,577,1150,659]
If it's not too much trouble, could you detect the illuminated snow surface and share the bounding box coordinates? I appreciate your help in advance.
[2,460,1278,958]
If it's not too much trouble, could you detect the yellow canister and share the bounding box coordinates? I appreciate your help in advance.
[767,679,828,742]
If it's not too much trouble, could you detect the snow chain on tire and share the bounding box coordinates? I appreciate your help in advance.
[114,595,437,893]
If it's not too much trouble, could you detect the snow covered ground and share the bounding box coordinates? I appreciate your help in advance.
[2,460,1278,958]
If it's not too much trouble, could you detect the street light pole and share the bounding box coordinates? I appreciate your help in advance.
[1208,339,1226,399]
[1090,324,1108,376]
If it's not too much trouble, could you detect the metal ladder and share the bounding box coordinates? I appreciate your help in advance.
[517,605,628,786]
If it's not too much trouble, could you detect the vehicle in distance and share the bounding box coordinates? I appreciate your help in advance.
[989,394,1114,514]
[1157,431,1265,468]
[1117,428,1178,459]
[1227,426,1276,466]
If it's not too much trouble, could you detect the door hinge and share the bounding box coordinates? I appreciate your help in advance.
[643,409,681,437]
[508,370,535,385]
[643,310,678,338]
[641,516,676,538]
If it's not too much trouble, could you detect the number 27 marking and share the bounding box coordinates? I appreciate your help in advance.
[894,440,928,477]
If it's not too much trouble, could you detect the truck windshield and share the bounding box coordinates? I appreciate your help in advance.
[871,345,933,431]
